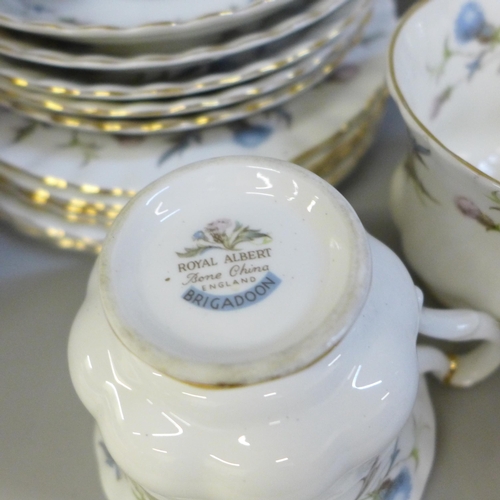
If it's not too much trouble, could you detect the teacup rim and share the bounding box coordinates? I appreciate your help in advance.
[388,0,500,187]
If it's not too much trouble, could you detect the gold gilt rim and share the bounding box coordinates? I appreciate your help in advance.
[0,0,364,101]
[0,195,103,253]
[0,55,298,101]
[0,159,137,199]
[0,118,374,255]
[0,43,350,119]
[0,174,120,226]
[0,0,337,37]
[0,0,367,71]
[0,111,381,256]
[294,85,386,164]
[0,124,370,224]
[0,28,368,135]
[305,90,386,182]
[316,125,378,184]
[0,95,385,255]
[388,0,500,187]
[0,89,386,226]
[0,83,386,201]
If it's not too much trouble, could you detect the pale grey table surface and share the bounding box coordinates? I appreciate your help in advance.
[1,99,499,500]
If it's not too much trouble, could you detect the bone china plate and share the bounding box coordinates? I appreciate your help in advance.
[0,17,368,135]
[0,0,361,102]
[1,41,356,120]
[0,0,342,45]
[0,0,309,44]
[0,0,364,71]
[0,0,393,202]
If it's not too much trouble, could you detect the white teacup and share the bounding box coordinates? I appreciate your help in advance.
[68,156,500,500]
[388,0,500,317]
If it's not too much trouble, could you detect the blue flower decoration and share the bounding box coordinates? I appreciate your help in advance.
[193,230,206,240]
[455,2,486,43]
[380,467,412,500]
[232,124,273,148]
[466,53,484,78]
[32,5,47,14]
[99,441,122,481]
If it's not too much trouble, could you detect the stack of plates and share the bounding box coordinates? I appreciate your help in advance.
[0,0,394,253]
[0,0,370,133]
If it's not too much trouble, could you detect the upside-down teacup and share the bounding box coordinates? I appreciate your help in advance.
[68,156,500,500]
[388,0,500,317]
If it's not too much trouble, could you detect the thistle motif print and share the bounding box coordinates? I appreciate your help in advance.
[177,218,272,258]
[353,415,424,500]
[428,1,500,118]
[455,191,500,231]
[99,440,160,500]
[97,398,430,500]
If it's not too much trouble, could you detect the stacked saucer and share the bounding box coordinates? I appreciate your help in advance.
[0,0,394,253]
[0,0,370,133]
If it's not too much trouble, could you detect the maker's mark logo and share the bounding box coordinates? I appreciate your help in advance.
[176,218,281,311]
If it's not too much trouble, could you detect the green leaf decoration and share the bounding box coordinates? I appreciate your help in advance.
[177,220,272,257]
[480,214,500,231]
[220,233,231,248]
[431,85,453,119]
[410,447,420,467]
[13,122,37,144]
[58,132,101,167]
[488,190,500,206]
[129,477,160,500]
[493,27,500,44]
[231,227,271,248]
[176,246,218,258]
[427,37,455,80]
[403,155,439,205]
[443,37,454,61]
[157,132,202,167]
[361,31,384,46]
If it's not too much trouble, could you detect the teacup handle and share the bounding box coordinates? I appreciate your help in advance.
[415,289,500,387]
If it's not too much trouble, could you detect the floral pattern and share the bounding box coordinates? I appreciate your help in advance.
[403,141,500,235]
[229,107,292,147]
[6,106,294,170]
[12,120,38,144]
[4,0,85,26]
[128,480,159,500]
[403,137,438,204]
[98,408,428,500]
[99,438,417,500]
[377,468,412,500]
[454,2,491,43]
[1,0,263,28]
[428,1,500,118]
[353,422,420,500]
[98,440,159,500]
[455,191,500,231]
[177,218,271,258]
[58,132,101,167]
[12,121,101,167]
[156,132,202,167]
[5,0,54,18]
[230,122,274,148]
[99,441,121,481]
